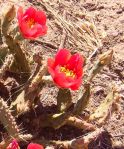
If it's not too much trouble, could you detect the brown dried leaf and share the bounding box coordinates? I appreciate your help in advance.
[88,50,113,82]
[67,116,95,131]
[2,5,15,35]
[89,88,120,124]
[10,90,30,114]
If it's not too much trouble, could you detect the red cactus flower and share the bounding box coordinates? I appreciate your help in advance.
[27,143,44,149]
[47,49,84,90]
[7,139,19,149]
[17,7,47,39]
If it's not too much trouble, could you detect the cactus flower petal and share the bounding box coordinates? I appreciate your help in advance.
[27,143,44,149]
[6,139,19,149]
[17,6,47,39]
[48,49,84,90]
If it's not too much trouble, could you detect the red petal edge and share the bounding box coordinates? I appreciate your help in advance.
[54,49,71,66]
[27,143,44,149]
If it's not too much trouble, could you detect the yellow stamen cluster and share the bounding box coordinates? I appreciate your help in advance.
[27,18,35,28]
[60,66,75,78]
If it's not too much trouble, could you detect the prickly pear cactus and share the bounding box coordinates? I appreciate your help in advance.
[0,1,121,149]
